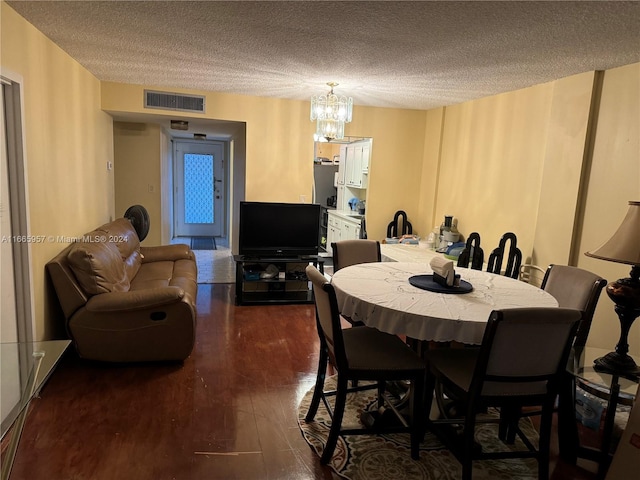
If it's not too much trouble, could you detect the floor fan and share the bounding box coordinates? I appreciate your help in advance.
[124,205,150,241]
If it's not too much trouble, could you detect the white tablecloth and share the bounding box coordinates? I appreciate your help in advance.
[380,243,442,263]
[331,262,558,345]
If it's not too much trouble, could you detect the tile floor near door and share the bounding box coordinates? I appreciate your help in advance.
[172,237,236,284]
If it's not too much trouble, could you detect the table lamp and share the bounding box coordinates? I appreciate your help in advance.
[585,200,640,375]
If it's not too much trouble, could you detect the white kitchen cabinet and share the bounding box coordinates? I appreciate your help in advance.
[326,212,341,255]
[361,143,371,173]
[340,217,361,240]
[345,145,358,186]
[327,212,362,254]
[344,141,369,189]
[337,144,347,185]
[335,140,371,191]
[326,225,339,255]
[336,185,345,212]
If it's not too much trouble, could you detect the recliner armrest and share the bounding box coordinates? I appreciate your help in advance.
[85,286,186,312]
[140,244,195,263]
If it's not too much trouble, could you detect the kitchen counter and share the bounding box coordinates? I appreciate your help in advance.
[326,210,365,253]
[330,209,364,221]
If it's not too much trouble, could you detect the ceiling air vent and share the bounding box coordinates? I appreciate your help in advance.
[144,90,205,113]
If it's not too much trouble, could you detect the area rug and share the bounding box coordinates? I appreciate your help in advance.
[193,248,236,284]
[191,236,217,250]
[298,376,540,480]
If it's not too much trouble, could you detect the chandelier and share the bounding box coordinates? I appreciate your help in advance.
[310,82,353,141]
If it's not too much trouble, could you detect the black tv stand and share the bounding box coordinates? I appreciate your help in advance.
[234,255,324,306]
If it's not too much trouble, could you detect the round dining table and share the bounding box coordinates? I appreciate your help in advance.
[331,262,558,345]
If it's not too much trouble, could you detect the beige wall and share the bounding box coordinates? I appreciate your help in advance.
[315,142,340,161]
[532,71,596,270]
[101,83,429,243]
[102,84,316,202]
[113,122,162,245]
[576,63,640,354]
[424,65,639,353]
[426,65,639,353]
[416,107,445,236]
[357,106,427,239]
[1,3,114,340]
[433,82,554,259]
[159,127,172,244]
[426,71,598,276]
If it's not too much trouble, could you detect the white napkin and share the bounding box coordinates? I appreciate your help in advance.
[430,256,455,286]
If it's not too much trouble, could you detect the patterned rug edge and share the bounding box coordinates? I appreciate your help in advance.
[297,376,540,480]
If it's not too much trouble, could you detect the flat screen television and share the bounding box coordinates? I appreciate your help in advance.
[239,201,321,257]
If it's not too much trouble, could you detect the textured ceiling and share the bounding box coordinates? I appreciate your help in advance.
[7,1,640,111]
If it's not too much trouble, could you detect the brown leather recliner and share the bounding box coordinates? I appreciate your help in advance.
[46,218,197,362]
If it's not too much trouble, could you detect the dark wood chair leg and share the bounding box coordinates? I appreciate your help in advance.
[410,376,425,460]
[321,375,348,464]
[557,373,579,463]
[377,381,386,409]
[424,371,436,416]
[462,407,476,480]
[305,347,327,422]
[498,404,521,444]
[537,401,554,480]
[498,408,509,441]
[505,405,521,444]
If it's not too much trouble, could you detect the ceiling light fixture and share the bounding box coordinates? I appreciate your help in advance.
[310,82,353,142]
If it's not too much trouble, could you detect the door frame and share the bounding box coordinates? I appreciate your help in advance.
[172,139,227,238]
[1,70,34,344]
[1,70,36,436]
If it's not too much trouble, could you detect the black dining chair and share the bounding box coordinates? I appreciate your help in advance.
[486,232,522,279]
[304,265,426,463]
[424,307,582,480]
[457,232,484,270]
[386,210,413,238]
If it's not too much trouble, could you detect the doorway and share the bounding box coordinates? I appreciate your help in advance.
[173,140,226,238]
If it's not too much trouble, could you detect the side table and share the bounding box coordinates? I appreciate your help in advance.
[559,346,639,479]
[1,340,70,480]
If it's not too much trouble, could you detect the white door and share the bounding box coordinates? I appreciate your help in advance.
[174,140,225,237]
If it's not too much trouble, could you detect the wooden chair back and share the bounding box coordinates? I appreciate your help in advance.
[386,210,412,238]
[487,232,522,279]
[457,232,484,270]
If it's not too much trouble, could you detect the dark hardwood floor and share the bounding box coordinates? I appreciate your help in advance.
[3,284,599,479]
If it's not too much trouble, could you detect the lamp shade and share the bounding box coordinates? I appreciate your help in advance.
[585,201,640,265]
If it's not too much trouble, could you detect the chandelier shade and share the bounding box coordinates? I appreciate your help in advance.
[310,82,353,141]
